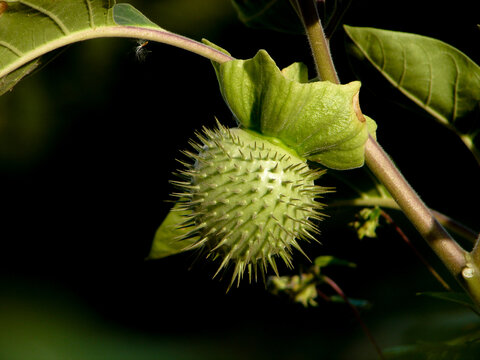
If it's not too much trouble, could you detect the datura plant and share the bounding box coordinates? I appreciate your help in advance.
[1,0,480,358]
[150,47,376,285]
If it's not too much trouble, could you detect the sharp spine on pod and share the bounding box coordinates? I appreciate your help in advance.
[171,120,332,289]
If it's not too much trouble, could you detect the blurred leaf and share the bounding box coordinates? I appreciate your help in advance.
[344,26,480,164]
[0,282,257,360]
[212,49,377,170]
[148,203,198,259]
[269,273,319,307]
[384,342,480,360]
[330,295,370,309]
[314,255,356,269]
[350,206,382,239]
[231,0,303,34]
[418,291,476,309]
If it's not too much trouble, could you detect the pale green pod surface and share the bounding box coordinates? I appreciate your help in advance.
[210,49,377,170]
[150,124,330,287]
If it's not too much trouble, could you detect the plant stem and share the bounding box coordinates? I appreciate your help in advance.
[295,0,339,82]
[0,26,233,79]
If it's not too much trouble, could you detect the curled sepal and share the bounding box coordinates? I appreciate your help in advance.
[212,49,377,170]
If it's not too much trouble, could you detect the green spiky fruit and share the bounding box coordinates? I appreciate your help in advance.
[172,124,329,287]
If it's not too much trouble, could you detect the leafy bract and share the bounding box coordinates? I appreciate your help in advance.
[148,203,198,260]
[212,49,377,170]
[0,1,169,94]
[344,26,480,164]
[231,0,303,34]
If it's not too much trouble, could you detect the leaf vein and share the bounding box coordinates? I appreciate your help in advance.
[372,33,386,71]
[0,41,23,57]
[85,0,95,28]
[351,34,450,126]
[18,0,70,35]
[398,45,406,87]
[446,52,460,122]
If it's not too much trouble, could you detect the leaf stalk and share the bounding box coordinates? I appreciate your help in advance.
[0,26,233,79]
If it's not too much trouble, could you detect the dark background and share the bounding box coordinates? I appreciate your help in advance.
[1,1,479,359]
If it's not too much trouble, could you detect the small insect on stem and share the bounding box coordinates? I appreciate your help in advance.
[0,1,8,16]
[134,39,151,62]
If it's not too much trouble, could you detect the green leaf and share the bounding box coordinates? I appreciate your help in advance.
[112,3,160,29]
[147,203,199,260]
[330,295,370,309]
[231,0,304,34]
[314,256,357,269]
[344,26,480,164]
[0,59,40,96]
[0,1,174,93]
[384,341,480,360]
[0,0,114,91]
[213,50,377,170]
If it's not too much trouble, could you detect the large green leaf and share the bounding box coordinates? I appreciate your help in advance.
[231,0,303,34]
[0,0,115,92]
[0,1,224,94]
[211,49,377,170]
[344,26,480,164]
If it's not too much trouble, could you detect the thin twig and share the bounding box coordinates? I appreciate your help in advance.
[323,275,385,360]
[431,210,479,244]
[324,0,354,40]
[380,210,451,291]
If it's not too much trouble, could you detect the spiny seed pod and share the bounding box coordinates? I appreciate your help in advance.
[171,123,330,287]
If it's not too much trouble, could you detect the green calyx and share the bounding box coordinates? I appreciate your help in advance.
[206,42,377,170]
[167,124,330,287]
